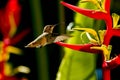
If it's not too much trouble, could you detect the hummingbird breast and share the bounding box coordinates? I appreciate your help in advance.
[46,33,55,44]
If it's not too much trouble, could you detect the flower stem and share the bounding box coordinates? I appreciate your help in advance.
[102,67,110,80]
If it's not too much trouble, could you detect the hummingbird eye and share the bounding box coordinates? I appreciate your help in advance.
[43,25,55,33]
[49,25,53,28]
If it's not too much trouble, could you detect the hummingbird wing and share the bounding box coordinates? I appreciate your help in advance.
[53,34,71,42]
[25,33,48,48]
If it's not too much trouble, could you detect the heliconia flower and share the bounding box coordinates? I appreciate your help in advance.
[0,0,30,58]
[57,0,120,80]
[55,28,112,61]
[0,0,30,79]
[0,28,30,80]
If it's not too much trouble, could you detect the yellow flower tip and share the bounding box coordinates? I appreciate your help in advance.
[72,27,100,44]
[7,46,22,55]
[80,0,103,10]
[4,63,13,76]
[0,52,10,62]
[91,45,112,61]
[14,66,30,74]
[73,27,98,38]
[90,46,102,50]
[80,32,87,43]
[115,25,120,29]
[98,30,106,44]
[80,0,92,3]
[112,13,120,28]
[72,27,83,31]
[9,12,17,37]
[102,45,112,61]
[80,0,98,3]
[101,9,107,13]
[86,32,99,44]
[80,0,107,13]
[72,28,95,34]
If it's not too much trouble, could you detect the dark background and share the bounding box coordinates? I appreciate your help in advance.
[0,0,120,80]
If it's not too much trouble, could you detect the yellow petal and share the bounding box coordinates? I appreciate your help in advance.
[14,66,30,74]
[91,45,112,61]
[80,32,87,43]
[86,32,99,44]
[112,13,120,28]
[72,27,99,41]
[98,30,106,44]
[80,0,102,10]
[6,46,22,55]
[115,24,120,29]
[9,12,17,37]
[0,41,3,45]
[4,63,13,76]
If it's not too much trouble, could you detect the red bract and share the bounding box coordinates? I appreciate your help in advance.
[55,42,101,53]
[0,0,21,38]
[104,29,120,46]
[4,76,18,80]
[10,28,30,45]
[5,0,21,26]
[60,1,112,30]
[107,55,120,69]
[104,0,110,13]
[3,76,25,80]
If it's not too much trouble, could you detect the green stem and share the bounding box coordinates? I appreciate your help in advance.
[57,0,66,60]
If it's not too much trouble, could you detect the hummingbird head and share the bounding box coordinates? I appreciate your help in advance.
[43,25,56,33]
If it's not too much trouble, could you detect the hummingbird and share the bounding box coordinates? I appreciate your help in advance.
[25,24,71,48]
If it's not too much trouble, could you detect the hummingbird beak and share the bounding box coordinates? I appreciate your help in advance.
[50,24,57,32]
[25,43,31,48]
[25,42,36,48]
[53,24,58,26]
[52,24,56,28]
